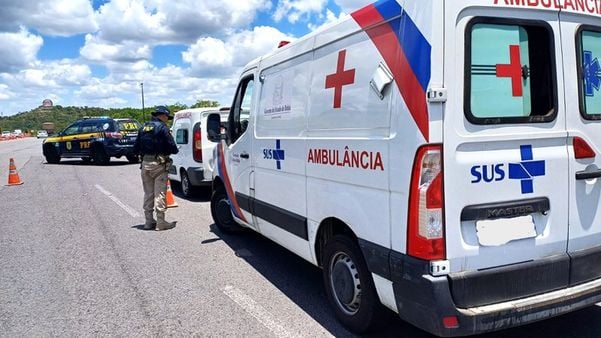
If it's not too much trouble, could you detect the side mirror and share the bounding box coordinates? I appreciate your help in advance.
[206,113,222,142]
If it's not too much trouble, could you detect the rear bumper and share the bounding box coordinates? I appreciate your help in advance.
[105,143,135,157]
[187,167,208,185]
[390,253,601,337]
[168,165,209,186]
[359,241,601,337]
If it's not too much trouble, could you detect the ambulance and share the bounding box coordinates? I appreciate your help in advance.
[206,0,601,336]
[168,107,228,197]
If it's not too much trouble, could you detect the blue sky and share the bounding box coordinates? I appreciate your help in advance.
[0,0,372,116]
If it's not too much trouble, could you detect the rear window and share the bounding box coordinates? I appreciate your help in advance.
[465,18,557,124]
[577,26,601,120]
[117,120,141,131]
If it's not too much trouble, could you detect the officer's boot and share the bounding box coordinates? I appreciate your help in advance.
[155,212,176,231]
[143,211,156,230]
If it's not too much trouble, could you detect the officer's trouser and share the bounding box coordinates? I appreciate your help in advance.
[141,159,168,214]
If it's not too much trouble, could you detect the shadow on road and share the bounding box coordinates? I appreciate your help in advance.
[130,224,155,231]
[210,223,601,338]
[209,224,432,338]
[170,182,211,203]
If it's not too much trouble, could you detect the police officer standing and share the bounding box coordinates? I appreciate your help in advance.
[133,106,179,231]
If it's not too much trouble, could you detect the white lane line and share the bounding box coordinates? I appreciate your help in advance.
[94,184,140,218]
[222,285,299,338]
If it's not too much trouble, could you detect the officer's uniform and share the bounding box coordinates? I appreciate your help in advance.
[133,106,179,230]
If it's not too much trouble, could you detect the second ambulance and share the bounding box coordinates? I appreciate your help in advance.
[207,0,601,336]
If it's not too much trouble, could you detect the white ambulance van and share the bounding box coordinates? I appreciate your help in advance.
[168,107,228,197]
[206,0,601,336]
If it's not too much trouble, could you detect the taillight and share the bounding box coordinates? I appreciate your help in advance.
[193,126,202,162]
[408,144,445,260]
[574,137,595,159]
[105,132,123,139]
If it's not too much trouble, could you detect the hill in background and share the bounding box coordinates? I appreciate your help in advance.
[0,100,220,133]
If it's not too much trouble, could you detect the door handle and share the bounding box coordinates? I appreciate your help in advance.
[240,152,250,159]
[576,169,601,180]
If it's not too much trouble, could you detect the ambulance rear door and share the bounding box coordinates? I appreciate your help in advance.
[560,9,601,285]
[443,1,570,306]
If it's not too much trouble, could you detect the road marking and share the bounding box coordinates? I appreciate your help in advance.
[95,184,140,218]
[222,285,300,338]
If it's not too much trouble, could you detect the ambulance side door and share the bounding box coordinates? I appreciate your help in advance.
[560,12,601,284]
[224,72,257,229]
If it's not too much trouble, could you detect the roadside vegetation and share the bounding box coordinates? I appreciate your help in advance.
[0,100,220,134]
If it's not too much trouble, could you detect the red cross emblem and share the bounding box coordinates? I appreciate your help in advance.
[325,49,356,109]
[496,45,524,97]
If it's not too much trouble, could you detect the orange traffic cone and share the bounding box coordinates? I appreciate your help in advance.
[7,158,23,186]
[166,179,178,208]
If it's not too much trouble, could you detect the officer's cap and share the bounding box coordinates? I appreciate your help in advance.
[152,105,172,119]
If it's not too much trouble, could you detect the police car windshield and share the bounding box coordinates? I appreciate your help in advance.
[117,120,141,131]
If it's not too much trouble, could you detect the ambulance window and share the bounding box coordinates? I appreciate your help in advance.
[240,80,254,130]
[228,75,254,144]
[176,129,188,144]
[578,27,601,119]
[465,19,556,124]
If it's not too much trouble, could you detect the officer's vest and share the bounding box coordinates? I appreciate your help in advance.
[138,121,163,156]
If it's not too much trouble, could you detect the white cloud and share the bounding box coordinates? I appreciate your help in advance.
[333,0,372,14]
[308,9,348,32]
[94,0,272,44]
[0,28,43,73]
[273,0,327,23]
[80,34,152,64]
[183,26,293,77]
[2,59,92,89]
[0,83,13,100]
[0,0,97,36]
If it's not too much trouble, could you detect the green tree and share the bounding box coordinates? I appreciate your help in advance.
[168,102,188,113]
[190,100,220,108]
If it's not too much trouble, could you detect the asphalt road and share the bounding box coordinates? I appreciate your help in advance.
[1,137,601,337]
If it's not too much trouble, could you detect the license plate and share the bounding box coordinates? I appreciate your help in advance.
[476,215,536,246]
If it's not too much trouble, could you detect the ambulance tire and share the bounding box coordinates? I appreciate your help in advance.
[92,146,110,165]
[45,148,61,164]
[180,171,195,197]
[211,185,243,234]
[322,235,387,334]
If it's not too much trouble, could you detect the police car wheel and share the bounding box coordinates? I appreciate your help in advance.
[81,157,92,164]
[45,149,60,164]
[211,185,242,234]
[92,147,109,165]
[126,155,139,164]
[322,235,387,334]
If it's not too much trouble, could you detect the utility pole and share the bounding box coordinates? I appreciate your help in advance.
[140,82,145,122]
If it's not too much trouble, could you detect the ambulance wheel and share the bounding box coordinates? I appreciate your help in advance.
[322,235,387,334]
[126,155,139,164]
[180,171,195,197]
[45,148,60,164]
[211,185,243,234]
[92,146,109,165]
